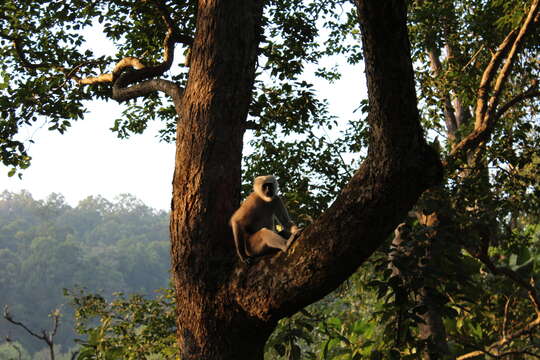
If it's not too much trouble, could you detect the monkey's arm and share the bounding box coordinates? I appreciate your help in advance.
[230,219,249,262]
[274,197,299,234]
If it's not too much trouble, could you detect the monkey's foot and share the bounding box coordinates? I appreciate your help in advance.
[286,228,303,250]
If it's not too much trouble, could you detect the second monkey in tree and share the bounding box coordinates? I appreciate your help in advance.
[230,175,301,263]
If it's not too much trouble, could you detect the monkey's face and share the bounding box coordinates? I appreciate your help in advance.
[262,182,275,199]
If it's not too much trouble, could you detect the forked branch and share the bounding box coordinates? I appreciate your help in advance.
[4,1,191,104]
[450,0,539,158]
[3,306,60,360]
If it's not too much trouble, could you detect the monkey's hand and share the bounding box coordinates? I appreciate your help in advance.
[286,228,303,250]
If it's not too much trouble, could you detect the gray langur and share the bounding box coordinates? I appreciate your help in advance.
[230,175,301,263]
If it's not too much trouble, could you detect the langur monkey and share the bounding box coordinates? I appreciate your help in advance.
[230,175,301,263]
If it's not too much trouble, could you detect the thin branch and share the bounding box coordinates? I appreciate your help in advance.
[3,306,46,341]
[493,80,540,122]
[50,309,60,339]
[461,45,485,71]
[502,296,512,339]
[457,317,540,360]
[479,253,540,313]
[150,0,194,46]
[11,37,61,71]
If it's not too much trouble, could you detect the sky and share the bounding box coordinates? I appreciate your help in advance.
[0,29,365,211]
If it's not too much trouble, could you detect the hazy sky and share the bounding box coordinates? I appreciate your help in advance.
[0,28,364,211]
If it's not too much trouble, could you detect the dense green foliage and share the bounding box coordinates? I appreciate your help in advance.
[0,191,170,356]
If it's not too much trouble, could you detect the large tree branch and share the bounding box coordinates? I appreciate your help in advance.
[485,0,540,122]
[231,0,443,321]
[451,0,539,158]
[78,0,192,87]
[77,23,175,86]
[112,77,183,108]
[473,30,518,128]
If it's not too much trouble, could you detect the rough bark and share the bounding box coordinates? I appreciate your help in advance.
[169,1,442,359]
[170,1,267,359]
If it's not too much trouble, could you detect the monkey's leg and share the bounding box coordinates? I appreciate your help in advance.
[247,228,288,256]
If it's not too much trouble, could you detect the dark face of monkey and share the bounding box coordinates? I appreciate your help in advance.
[262,182,275,198]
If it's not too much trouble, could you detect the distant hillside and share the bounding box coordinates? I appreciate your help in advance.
[0,190,170,354]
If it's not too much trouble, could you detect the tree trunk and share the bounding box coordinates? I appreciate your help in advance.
[170,1,267,359]
[170,1,442,359]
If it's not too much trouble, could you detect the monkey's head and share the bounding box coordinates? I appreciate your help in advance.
[253,175,278,202]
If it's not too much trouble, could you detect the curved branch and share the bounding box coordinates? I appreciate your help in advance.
[231,0,443,321]
[76,57,145,85]
[457,317,540,360]
[77,24,175,86]
[493,82,540,122]
[151,0,194,46]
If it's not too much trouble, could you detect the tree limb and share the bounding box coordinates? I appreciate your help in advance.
[112,76,183,104]
[3,2,187,105]
[10,37,62,71]
[456,316,540,360]
[478,253,540,313]
[3,306,47,341]
[150,0,194,46]
[451,0,539,158]
[473,30,518,129]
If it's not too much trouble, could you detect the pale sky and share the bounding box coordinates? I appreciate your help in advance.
[0,28,365,211]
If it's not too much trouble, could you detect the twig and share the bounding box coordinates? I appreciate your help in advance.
[3,306,60,360]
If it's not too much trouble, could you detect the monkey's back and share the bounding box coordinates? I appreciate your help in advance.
[230,192,275,234]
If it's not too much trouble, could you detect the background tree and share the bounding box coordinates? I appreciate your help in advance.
[356,0,540,358]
